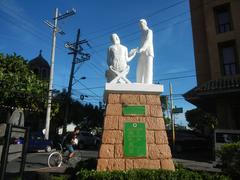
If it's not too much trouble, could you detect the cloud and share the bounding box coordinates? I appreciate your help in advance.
[0,1,25,30]
[0,0,41,40]
[163,67,193,74]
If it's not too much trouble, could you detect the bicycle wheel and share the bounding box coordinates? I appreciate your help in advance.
[48,151,63,168]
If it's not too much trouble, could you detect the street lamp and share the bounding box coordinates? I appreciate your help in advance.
[79,76,86,80]
[63,76,86,135]
[80,94,88,100]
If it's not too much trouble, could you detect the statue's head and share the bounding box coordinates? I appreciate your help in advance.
[111,33,120,45]
[139,19,148,30]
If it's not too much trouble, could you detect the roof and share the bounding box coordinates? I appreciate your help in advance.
[28,50,50,69]
[184,76,240,98]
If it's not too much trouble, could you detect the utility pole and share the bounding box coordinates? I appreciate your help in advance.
[169,83,175,152]
[44,8,76,140]
[63,28,90,135]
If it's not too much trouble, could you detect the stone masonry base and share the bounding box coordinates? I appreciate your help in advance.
[97,93,175,171]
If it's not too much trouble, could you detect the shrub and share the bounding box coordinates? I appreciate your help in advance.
[75,168,229,180]
[217,142,240,179]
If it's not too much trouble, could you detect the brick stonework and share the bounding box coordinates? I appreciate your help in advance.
[108,159,125,171]
[161,159,175,170]
[108,94,120,104]
[145,117,165,130]
[97,92,174,171]
[115,144,123,158]
[146,95,161,105]
[150,105,163,117]
[133,159,160,169]
[104,116,119,130]
[155,130,168,144]
[139,95,147,104]
[102,130,123,144]
[106,104,122,116]
[146,130,155,144]
[121,94,140,104]
[99,144,114,158]
[126,159,134,170]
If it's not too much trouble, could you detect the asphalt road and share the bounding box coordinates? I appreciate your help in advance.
[6,150,98,173]
[5,149,220,174]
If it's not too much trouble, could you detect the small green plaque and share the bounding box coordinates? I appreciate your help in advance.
[124,122,146,157]
[122,105,145,116]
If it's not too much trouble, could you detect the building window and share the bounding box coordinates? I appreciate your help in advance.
[218,41,239,76]
[214,4,233,33]
[33,68,39,75]
[232,105,240,129]
[42,69,47,79]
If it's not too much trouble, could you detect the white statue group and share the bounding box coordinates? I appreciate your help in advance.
[106,19,154,84]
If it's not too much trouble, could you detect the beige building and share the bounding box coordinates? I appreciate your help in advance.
[184,0,240,129]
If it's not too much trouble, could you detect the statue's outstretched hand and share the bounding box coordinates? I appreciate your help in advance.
[139,48,145,53]
[129,48,138,56]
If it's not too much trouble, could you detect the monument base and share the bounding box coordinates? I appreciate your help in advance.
[97,83,175,171]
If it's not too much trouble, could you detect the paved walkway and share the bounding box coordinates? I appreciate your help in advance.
[5,150,221,179]
[173,158,221,172]
[28,158,221,174]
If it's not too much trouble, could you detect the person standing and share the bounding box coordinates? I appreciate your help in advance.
[136,19,154,84]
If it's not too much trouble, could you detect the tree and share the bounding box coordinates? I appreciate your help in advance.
[0,53,48,113]
[160,95,171,127]
[50,89,104,132]
[185,108,217,134]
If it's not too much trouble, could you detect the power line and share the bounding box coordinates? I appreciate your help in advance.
[89,62,105,74]
[0,0,219,105]
[85,0,187,41]
[154,74,196,82]
[0,2,71,54]
[89,17,191,54]
[77,81,101,98]
[0,0,198,80]
[84,0,218,53]
[84,0,217,43]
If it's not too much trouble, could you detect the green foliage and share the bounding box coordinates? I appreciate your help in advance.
[75,168,230,180]
[160,95,169,117]
[75,158,97,170]
[50,174,70,180]
[0,53,48,111]
[217,142,240,178]
[163,117,170,126]
[51,90,104,130]
[185,108,217,133]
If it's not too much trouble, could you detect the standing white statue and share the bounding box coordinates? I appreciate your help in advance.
[136,19,154,84]
[106,33,138,84]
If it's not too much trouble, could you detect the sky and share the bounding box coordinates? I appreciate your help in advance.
[0,0,197,126]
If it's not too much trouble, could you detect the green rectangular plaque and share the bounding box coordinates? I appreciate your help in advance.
[124,122,146,157]
[122,105,145,116]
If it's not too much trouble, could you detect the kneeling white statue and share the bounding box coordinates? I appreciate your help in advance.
[106,33,137,84]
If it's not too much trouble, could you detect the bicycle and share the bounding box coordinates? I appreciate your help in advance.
[48,143,81,168]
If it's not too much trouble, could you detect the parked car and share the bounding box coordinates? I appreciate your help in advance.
[77,131,100,149]
[27,131,53,152]
[167,130,211,153]
[11,136,24,144]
